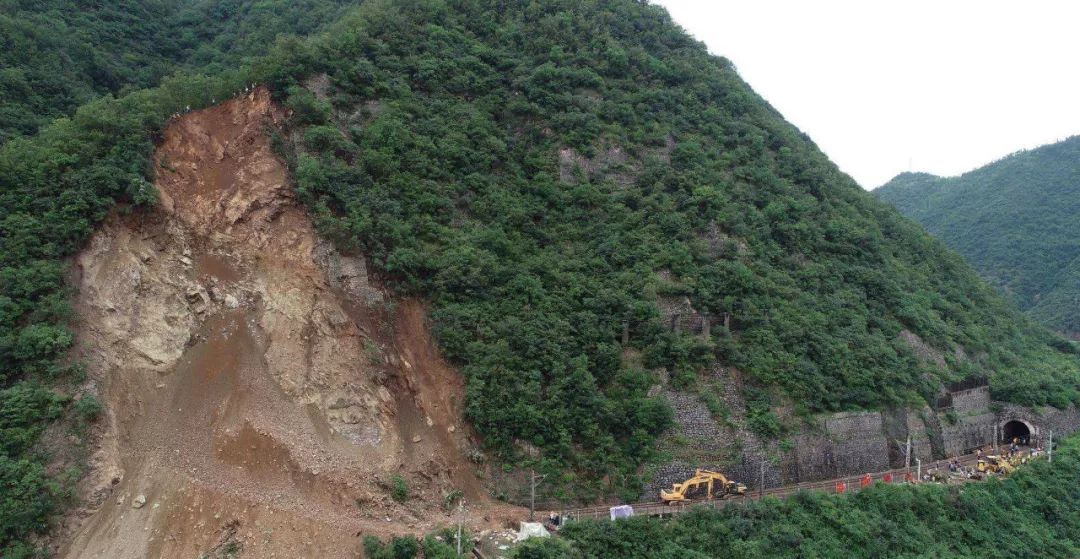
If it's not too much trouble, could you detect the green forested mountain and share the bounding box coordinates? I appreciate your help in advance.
[0,0,361,142]
[3,0,1080,554]
[877,137,1080,335]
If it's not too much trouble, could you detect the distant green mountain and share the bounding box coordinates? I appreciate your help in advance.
[876,136,1080,335]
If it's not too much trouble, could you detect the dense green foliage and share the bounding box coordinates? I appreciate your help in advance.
[877,137,1080,336]
[362,528,470,559]
[271,0,1080,488]
[516,435,1080,558]
[4,0,1080,550]
[0,2,357,553]
[363,535,420,559]
[0,0,361,142]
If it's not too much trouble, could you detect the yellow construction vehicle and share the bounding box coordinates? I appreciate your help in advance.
[977,455,1015,475]
[1001,452,1032,468]
[660,469,747,504]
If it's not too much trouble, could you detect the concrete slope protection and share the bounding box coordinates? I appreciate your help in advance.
[62,89,512,558]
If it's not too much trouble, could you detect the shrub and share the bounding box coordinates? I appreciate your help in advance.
[74,394,102,422]
[73,393,103,433]
[423,527,470,558]
[362,535,419,559]
[509,537,578,559]
[390,474,409,503]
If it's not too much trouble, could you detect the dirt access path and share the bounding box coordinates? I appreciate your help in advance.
[60,89,520,558]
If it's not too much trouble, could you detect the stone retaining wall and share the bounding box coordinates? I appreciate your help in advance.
[644,384,1080,501]
[940,386,996,456]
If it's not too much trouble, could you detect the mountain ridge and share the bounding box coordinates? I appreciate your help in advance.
[877,135,1080,335]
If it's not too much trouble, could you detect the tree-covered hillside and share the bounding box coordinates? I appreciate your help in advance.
[273,1,1080,471]
[877,137,1080,335]
[0,0,361,142]
[4,0,1080,553]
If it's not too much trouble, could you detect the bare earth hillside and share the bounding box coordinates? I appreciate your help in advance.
[60,89,513,558]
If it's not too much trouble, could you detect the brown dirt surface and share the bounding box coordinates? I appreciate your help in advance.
[58,88,522,559]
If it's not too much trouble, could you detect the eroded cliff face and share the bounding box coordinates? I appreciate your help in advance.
[62,89,499,558]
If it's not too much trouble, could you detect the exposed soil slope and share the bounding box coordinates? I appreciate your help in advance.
[61,89,505,558]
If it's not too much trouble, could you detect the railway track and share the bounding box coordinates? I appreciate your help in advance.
[558,450,996,522]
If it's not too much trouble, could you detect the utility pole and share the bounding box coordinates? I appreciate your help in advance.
[456,498,465,556]
[893,437,912,469]
[993,424,999,455]
[530,468,537,521]
[758,459,766,499]
[1049,430,1054,464]
[527,444,545,522]
[915,457,922,483]
[528,468,546,522]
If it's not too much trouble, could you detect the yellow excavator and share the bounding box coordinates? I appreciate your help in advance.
[977,455,1016,475]
[660,469,747,504]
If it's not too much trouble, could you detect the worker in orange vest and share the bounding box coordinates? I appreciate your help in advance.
[861,473,872,488]
[835,481,846,493]
[883,473,893,484]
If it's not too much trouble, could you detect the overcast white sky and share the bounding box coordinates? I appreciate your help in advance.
[653,0,1080,189]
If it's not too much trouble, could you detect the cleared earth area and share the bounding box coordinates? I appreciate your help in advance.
[62,90,519,558]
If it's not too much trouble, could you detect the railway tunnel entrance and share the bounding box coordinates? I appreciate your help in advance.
[1002,420,1032,445]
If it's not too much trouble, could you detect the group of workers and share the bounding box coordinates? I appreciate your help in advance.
[925,460,977,482]
[835,437,1050,494]
[169,84,260,120]
[976,437,1044,461]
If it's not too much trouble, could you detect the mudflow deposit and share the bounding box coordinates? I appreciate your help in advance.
[61,89,512,558]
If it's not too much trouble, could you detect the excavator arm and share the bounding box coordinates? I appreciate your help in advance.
[660,469,747,503]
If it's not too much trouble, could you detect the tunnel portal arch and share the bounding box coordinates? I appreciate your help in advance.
[1002,419,1033,444]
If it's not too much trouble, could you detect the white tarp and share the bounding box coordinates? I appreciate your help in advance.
[515,522,551,542]
[609,505,634,520]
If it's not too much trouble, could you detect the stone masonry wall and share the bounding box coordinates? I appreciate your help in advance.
[902,408,937,463]
[998,403,1080,447]
[656,294,709,336]
[1037,405,1080,441]
[940,386,995,456]
[645,383,1080,501]
[790,411,891,481]
[643,368,781,501]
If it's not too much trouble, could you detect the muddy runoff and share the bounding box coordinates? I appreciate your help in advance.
[60,89,510,559]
